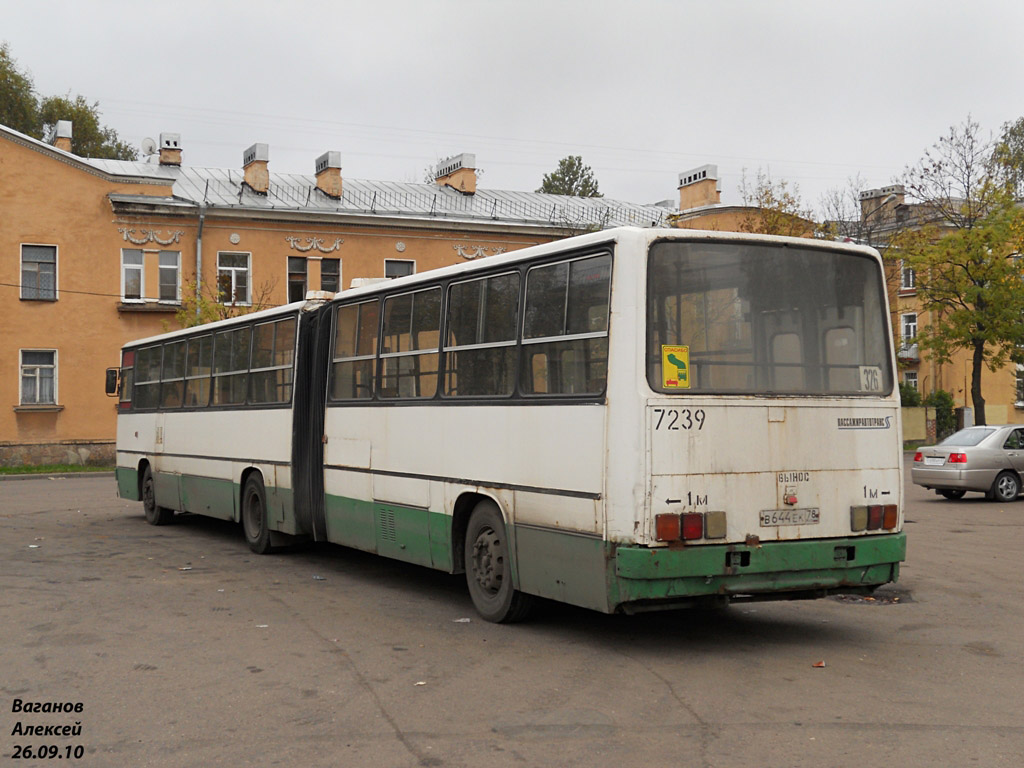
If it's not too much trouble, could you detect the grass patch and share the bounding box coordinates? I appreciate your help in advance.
[0,464,114,476]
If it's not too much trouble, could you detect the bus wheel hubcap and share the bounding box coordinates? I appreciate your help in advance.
[472,529,502,593]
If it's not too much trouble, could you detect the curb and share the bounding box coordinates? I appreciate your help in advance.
[0,471,115,482]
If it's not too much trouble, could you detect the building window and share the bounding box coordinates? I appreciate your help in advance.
[1017,365,1024,407]
[901,313,917,341]
[159,251,180,302]
[122,249,144,301]
[20,350,56,405]
[288,257,307,303]
[900,264,916,291]
[218,252,250,305]
[904,371,918,390]
[385,259,415,279]
[21,245,57,300]
[321,258,340,293]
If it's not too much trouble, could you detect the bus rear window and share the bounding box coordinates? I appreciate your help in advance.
[647,241,892,396]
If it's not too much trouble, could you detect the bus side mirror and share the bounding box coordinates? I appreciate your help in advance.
[105,368,119,397]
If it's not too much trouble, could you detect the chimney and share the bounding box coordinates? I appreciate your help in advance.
[243,143,270,194]
[678,164,720,210]
[315,151,343,199]
[859,185,905,221]
[159,132,182,166]
[434,153,477,195]
[52,120,72,153]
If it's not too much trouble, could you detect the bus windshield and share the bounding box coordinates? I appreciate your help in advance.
[647,240,892,396]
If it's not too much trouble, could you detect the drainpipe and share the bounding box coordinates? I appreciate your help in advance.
[195,202,206,321]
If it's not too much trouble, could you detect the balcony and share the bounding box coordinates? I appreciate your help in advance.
[898,342,919,361]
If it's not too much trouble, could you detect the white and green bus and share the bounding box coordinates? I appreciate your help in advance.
[113,227,906,622]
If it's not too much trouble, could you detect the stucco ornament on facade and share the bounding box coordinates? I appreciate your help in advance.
[285,236,343,254]
[453,244,507,260]
[117,228,184,246]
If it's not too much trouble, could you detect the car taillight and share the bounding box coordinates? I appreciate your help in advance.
[913,451,923,462]
[948,453,968,463]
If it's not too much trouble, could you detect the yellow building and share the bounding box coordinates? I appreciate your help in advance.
[1,123,673,466]
[858,186,1023,427]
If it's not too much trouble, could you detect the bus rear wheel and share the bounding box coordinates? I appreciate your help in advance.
[464,500,533,623]
[141,466,173,526]
[242,474,274,554]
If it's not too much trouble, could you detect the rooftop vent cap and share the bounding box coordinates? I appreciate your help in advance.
[678,164,718,188]
[315,151,342,175]
[435,152,476,179]
[243,143,269,167]
[160,132,181,150]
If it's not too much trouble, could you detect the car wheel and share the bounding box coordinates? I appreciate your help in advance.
[990,471,1020,503]
[938,489,966,500]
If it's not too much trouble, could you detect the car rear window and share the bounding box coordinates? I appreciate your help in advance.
[939,427,996,447]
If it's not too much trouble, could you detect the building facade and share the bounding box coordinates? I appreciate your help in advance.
[1,125,673,465]
[857,186,1024,427]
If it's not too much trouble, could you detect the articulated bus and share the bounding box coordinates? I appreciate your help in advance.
[112,227,906,622]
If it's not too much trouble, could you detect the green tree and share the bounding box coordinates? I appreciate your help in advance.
[0,42,136,159]
[898,382,922,406]
[991,116,1024,200]
[536,155,602,197]
[895,117,1024,425]
[0,42,40,136]
[172,278,278,329]
[38,94,137,160]
[923,389,956,440]
[736,168,813,237]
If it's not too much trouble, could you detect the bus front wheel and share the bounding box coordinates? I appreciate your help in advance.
[141,466,173,526]
[464,500,533,623]
[242,474,274,554]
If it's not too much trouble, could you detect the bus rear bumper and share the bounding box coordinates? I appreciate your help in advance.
[611,533,906,609]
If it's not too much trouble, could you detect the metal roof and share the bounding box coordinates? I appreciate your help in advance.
[89,158,675,230]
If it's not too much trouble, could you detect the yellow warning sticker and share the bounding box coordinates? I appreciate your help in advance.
[661,345,690,389]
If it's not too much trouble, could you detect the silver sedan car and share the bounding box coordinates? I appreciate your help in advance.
[911,425,1024,501]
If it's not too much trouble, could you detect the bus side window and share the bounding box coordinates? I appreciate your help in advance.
[521,253,610,396]
[184,335,212,407]
[134,345,162,410]
[160,340,186,408]
[250,317,296,404]
[212,326,251,406]
[380,289,440,399]
[331,300,379,400]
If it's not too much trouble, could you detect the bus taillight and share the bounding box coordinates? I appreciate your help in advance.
[851,504,899,532]
[655,514,681,541]
[655,511,728,542]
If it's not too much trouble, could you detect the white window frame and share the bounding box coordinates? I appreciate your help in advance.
[903,371,918,390]
[1016,364,1024,408]
[121,248,145,302]
[385,259,416,279]
[20,243,58,301]
[158,250,181,303]
[218,252,251,306]
[901,313,917,341]
[19,349,57,405]
[900,262,916,291]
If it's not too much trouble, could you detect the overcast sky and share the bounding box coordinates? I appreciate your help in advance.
[4,1,1023,213]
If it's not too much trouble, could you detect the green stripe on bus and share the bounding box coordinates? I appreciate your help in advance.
[614,533,906,580]
[324,494,452,571]
[116,467,140,500]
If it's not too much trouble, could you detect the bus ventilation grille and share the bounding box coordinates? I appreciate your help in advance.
[379,509,397,542]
